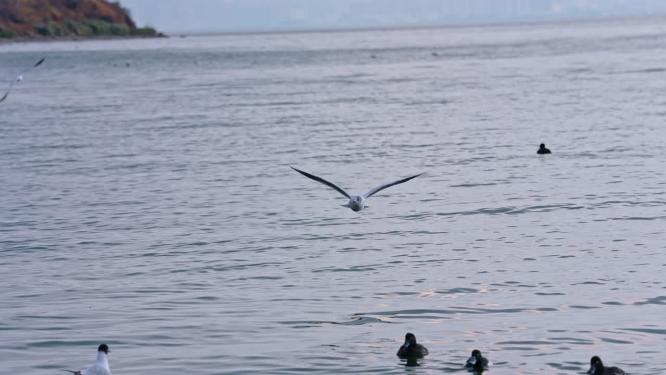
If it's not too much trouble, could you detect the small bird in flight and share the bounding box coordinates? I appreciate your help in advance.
[0,57,46,104]
[290,166,423,212]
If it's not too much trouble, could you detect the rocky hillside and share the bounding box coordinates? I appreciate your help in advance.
[0,0,158,39]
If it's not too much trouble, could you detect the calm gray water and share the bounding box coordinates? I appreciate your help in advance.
[1,17,665,374]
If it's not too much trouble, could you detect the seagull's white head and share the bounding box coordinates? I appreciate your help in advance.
[17,75,23,82]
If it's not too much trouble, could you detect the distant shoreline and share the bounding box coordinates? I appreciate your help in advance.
[155,14,666,38]
[2,13,663,46]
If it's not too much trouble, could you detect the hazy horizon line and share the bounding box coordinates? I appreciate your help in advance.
[157,13,666,37]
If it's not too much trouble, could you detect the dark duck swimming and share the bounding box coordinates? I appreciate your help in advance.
[537,143,552,154]
[465,349,490,372]
[396,333,429,359]
[587,356,625,375]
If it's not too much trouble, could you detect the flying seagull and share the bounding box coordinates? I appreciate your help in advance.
[0,57,46,104]
[290,166,423,212]
[65,344,112,375]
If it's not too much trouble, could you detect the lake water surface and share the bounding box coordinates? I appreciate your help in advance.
[1,17,666,374]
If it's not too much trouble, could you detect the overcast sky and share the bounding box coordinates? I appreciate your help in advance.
[120,0,666,33]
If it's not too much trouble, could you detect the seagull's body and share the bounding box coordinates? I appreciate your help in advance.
[0,57,45,104]
[65,344,111,375]
[290,166,423,212]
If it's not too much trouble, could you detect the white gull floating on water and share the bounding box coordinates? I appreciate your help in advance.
[290,166,423,212]
[65,344,111,375]
[0,57,46,104]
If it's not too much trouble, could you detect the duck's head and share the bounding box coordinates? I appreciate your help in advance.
[403,333,417,347]
[467,349,483,367]
[587,356,602,374]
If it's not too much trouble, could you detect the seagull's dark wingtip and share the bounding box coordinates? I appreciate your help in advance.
[290,166,305,174]
[34,57,46,68]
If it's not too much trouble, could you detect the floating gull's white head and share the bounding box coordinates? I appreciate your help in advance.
[290,166,423,212]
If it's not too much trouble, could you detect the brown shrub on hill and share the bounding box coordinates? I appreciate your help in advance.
[0,0,156,38]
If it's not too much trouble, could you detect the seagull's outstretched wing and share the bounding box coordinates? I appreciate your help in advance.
[0,57,46,104]
[64,370,82,375]
[32,57,46,68]
[0,78,18,103]
[290,166,351,199]
[363,173,423,199]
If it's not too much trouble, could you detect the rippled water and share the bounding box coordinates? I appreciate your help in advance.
[1,17,666,374]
